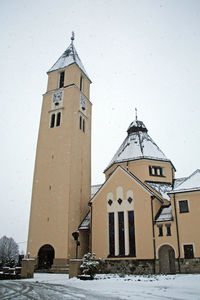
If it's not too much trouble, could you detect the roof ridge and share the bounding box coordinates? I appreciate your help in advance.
[175,169,200,189]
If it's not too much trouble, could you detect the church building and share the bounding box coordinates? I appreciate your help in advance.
[27,36,200,274]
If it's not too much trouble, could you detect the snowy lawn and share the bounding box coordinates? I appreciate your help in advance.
[27,273,200,299]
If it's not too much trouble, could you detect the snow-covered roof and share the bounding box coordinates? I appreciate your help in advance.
[48,42,91,82]
[146,182,172,201]
[156,205,173,222]
[79,212,90,230]
[91,184,102,198]
[173,177,187,189]
[170,169,200,194]
[105,120,172,172]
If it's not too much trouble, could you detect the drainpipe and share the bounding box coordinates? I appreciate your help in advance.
[173,193,181,273]
[151,196,156,274]
[88,202,92,253]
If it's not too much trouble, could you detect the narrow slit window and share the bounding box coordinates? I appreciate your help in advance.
[56,112,61,127]
[80,75,83,91]
[83,119,85,132]
[50,114,55,128]
[79,116,82,130]
[158,225,163,236]
[59,71,65,88]
[166,224,171,236]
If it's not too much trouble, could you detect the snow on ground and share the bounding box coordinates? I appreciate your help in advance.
[27,273,200,299]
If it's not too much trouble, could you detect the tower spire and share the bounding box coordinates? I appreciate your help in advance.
[135,108,138,121]
[71,31,75,44]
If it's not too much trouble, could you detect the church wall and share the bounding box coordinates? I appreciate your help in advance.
[105,159,174,184]
[171,191,200,259]
[155,221,178,258]
[92,168,155,260]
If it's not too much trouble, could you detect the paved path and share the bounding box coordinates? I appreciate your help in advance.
[0,280,120,300]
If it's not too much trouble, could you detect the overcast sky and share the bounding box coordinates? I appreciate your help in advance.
[0,0,200,253]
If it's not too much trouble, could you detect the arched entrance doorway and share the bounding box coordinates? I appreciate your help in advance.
[37,244,55,270]
[159,245,176,274]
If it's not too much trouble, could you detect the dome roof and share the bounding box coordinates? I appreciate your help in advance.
[105,119,172,172]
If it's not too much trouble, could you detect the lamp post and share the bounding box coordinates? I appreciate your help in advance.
[72,232,80,259]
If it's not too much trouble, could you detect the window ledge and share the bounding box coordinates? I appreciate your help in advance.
[150,175,166,178]
[107,254,136,258]
[49,106,64,113]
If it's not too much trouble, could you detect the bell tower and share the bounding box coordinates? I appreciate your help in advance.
[27,34,92,271]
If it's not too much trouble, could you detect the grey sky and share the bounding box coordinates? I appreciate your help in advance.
[0,0,200,252]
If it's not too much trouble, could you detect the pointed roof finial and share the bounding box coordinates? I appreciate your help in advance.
[135,108,138,121]
[71,31,75,44]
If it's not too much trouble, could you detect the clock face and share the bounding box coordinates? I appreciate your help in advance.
[80,95,86,110]
[53,91,62,103]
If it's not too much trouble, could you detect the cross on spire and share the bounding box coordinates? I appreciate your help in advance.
[71,31,75,43]
[135,108,138,121]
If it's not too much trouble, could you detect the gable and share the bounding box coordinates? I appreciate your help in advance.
[91,165,164,205]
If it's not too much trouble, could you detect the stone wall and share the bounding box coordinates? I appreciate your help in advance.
[180,258,200,273]
[21,259,35,278]
[98,259,200,275]
[99,259,155,275]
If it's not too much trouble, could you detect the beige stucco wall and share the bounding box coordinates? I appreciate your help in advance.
[27,65,91,262]
[155,220,178,259]
[105,159,174,184]
[47,64,90,99]
[170,191,200,258]
[92,167,161,260]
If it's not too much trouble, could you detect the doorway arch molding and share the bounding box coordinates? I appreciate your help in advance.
[158,244,176,274]
[156,243,176,259]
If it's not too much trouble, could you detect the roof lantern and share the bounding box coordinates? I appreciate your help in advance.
[127,120,148,135]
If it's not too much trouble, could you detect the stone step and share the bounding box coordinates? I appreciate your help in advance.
[50,265,69,274]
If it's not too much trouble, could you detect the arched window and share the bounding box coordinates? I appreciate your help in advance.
[56,112,61,127]
[50,114,55,128]
[83,119,85,132]
[79,116,82,130]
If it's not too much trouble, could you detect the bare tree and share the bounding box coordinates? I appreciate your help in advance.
[0,236,19,267]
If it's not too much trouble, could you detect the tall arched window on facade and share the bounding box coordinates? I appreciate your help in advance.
[50,114,55,128]
[56,112,61,127]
